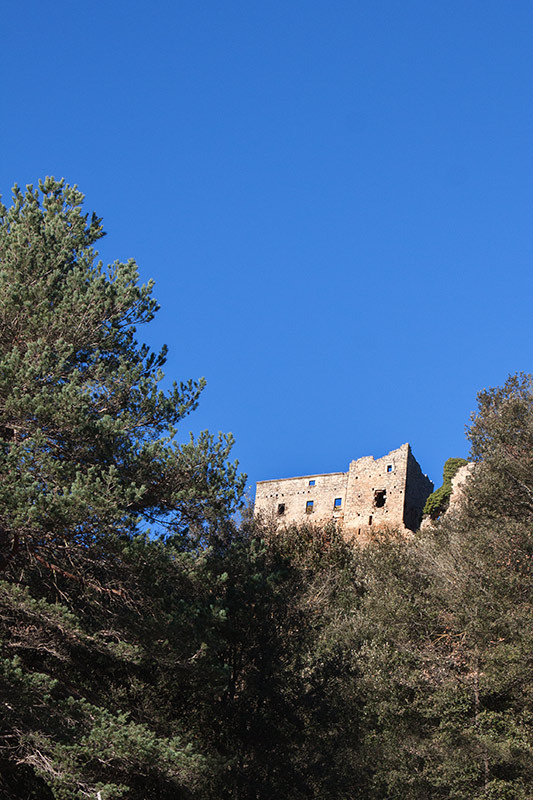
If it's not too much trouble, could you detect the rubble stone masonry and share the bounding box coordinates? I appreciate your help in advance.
[254,444,433,541]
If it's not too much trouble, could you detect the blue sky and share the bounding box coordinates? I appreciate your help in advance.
[2,1,533,495]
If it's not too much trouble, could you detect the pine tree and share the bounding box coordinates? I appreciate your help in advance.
[0,177,244,571]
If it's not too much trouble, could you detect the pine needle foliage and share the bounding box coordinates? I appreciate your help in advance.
[0,177,245,572]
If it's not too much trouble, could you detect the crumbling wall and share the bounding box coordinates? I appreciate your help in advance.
[447,462,475,511]
[343,444,411,538]
[404,446,434,531]
[255,443,433,539]
[254,471,347,528]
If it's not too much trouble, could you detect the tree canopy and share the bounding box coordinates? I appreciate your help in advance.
[0,178,244,572]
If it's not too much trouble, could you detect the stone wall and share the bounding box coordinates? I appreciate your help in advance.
[448,462,475,511]
[419,462,475,532]
[254,471,347,529]
[343,444,410,538]
[255,444,433,540]
[404,447,435,531]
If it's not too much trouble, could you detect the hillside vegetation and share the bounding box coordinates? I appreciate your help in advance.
[0,181,532,799]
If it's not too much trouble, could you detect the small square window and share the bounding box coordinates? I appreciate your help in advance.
[306,500,314,513]
[309,479,316,486]
[387,465,393,473]
[334,498,342,508]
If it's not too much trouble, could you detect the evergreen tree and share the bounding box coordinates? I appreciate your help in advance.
[0,178,244,572]
[0,177,245,799]
[193,519,365,800]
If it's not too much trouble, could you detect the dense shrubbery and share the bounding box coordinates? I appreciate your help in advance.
[1,181,532,798]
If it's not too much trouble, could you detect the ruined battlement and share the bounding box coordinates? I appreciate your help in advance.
[254,444,433,541]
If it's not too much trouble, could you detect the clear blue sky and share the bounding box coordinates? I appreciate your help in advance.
[2,1,533,495]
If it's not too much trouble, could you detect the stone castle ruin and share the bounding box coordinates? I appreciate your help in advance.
[254,443,433,540]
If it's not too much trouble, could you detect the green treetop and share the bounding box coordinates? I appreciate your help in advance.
[0,177,245,570]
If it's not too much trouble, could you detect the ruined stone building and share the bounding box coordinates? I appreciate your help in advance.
[254,443,433,540]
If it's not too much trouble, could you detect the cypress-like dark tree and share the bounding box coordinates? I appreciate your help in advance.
[0,177,244,571]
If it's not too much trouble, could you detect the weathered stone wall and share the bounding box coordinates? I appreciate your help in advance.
[254,471,347,528]
[419,462,474,532]
[448,462,475,511]
[343,444,411,539]
[404,447,435,531]
[254,444,433,540]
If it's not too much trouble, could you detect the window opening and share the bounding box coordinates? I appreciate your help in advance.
[277,503,285,515]
[309,479,316,486]
[387,464,393,473]
[368,515,373,526]
[334,498,342,508]
[374,490,386,508]
[306,500,314,513]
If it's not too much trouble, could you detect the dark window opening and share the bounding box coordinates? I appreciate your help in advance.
[387,464,393,473]
[368,515,373,526]
[277,503,285,515]
[306,500,314,513]
[374,490,386,508]
[309,479,316,486]
[334,498,342,508]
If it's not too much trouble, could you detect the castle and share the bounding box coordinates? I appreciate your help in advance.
[254,443,433,540]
